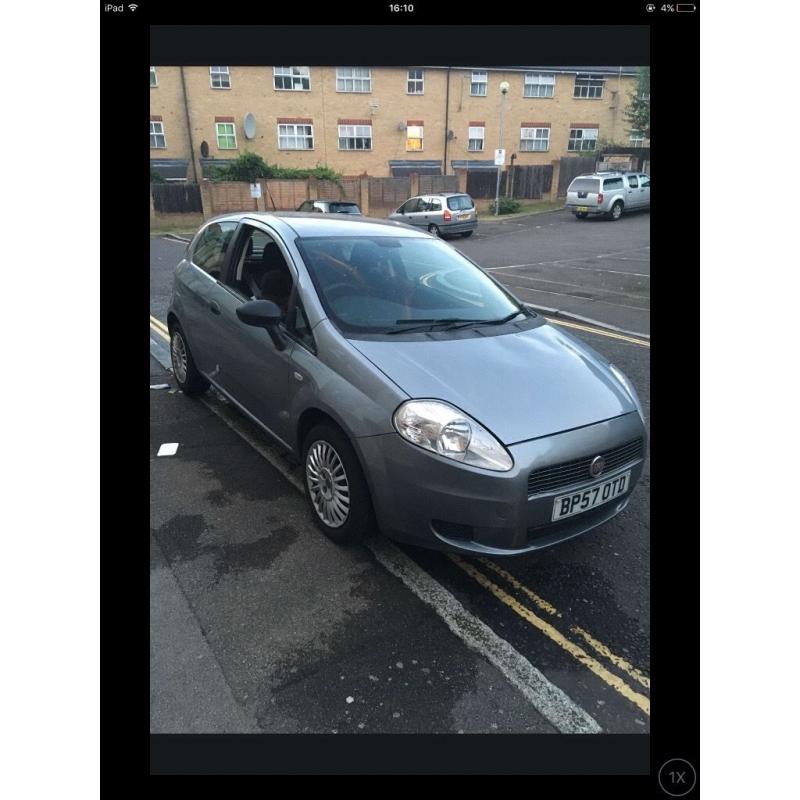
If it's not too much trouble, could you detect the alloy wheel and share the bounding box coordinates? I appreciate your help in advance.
[306,440,351,528]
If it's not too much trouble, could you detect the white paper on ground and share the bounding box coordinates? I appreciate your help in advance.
[157,443,179,457]
[150,384,170,390]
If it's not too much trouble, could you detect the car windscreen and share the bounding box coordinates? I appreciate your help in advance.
[446,195,473,211]
[328,203,361,214]
[295,236,521,334]
[569,178,601,193]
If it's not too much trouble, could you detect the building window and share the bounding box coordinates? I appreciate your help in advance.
[216,122,237,149]
[574,74,604,99]
[338,124,372,150]
[278,123,314,150]
[630,130,646,147]
[150,66,157,87]
[523,72,555,98]
[520,127,550,151]
[336,67,371,93]
[470,71,487,96]
[568,127,598,151]
[406,125,423,151]
[150,121,166,149]
[273,66,310,91]
[467,126,485,152]
[210,66,231,89]
[407,68,424,94]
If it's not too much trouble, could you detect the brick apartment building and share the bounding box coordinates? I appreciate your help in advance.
[149,66,648,182]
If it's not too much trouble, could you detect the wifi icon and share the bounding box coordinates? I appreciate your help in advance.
[128,3,138,10]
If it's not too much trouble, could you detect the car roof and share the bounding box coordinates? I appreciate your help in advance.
[419,192,469,197]
[202,211,426,238]
[575,171,647,178]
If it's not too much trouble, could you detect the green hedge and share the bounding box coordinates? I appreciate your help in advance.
[487,197,521,215]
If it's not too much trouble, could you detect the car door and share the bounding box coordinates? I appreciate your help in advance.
[639,174,650,208]
[625,174,641,209]
[210,221,299,448]
[396,197,424,227]
[178,220,239,377]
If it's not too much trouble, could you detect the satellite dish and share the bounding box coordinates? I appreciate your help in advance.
[397,122,407,132]
[200,140,209,158]
[243,113,256,139]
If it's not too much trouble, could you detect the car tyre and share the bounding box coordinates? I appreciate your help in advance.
[302,423,375,545]
[609,201,623,221]
[427,224,440,237]
[170,323,209,396]
[461,230,474,238]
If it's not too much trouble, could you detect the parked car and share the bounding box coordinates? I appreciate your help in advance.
[296,199,362,215]
[565,171,650,220]
[389,192,477,238]
[168,213,647,555]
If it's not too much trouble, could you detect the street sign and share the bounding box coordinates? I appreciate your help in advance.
[494,148,506,166]
[250,183,262,198]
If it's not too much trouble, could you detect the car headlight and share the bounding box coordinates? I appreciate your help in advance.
[393,399,513,472]
[610,364,646,423]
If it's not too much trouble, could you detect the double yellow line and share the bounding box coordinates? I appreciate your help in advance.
[544,317,650,348]
[449,554,650,715]
[150,315,169,339]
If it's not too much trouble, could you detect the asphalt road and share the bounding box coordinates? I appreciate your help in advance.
[149,219,650,734]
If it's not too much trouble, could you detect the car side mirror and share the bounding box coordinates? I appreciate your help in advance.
[236,299,288,351]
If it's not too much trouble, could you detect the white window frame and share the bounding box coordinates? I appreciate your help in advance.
[523,72,555,98]
[337,124,372,151]
[210,66,231,89]
[574,74,604,99]
[520,127,550,152]
[470,71,488,96]
[406,125,424,152]
[150,121,166,149]
[629,130,646,146]
[278,123,314,150]
[568,127,599,151]
[273,66,311,91]
[336,67,371,93]
[467,126,485,152]
[150,66,157,87]
[407,68,424,95]
[215,122,237,150]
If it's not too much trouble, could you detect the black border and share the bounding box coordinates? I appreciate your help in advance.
[103,0,698,784]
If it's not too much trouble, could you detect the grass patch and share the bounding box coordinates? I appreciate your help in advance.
[476,199,563,219]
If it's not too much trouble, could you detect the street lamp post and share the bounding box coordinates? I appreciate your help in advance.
[494,81,510,217]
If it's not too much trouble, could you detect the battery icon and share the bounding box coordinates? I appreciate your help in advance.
[676,3,696,10]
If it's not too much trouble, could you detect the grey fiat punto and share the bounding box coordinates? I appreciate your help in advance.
[167,212,647,556]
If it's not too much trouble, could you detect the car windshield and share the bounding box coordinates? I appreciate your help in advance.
[295,235,522,334]
[328,203,361,214]
[569,178,600,193]
[446,195,473,211]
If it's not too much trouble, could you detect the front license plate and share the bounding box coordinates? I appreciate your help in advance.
[576,206,590,212]
[551,471,631,521]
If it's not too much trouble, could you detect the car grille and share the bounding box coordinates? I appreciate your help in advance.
[527,438,644,496]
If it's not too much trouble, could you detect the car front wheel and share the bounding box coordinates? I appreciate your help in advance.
[170,323,209,396]
[303,423,374,544]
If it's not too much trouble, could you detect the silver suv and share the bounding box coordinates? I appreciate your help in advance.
[389,192,477,238]
[566,171,650,221]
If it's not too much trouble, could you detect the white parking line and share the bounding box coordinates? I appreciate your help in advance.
[148,325,602,733]
[487,262,650,278]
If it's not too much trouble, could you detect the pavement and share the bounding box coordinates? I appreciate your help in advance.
[149,214,650,736]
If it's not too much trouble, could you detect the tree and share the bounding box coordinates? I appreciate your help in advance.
[625,67,650,141]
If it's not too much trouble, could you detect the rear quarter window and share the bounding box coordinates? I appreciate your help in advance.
[569,179,600,193]
[603,177,623,190]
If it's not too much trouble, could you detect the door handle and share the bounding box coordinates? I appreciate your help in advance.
[208,300,221,315]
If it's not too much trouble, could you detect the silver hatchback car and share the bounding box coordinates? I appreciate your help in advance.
[389,192,477,238]
[167,212,646,555]
[566,171,651,220]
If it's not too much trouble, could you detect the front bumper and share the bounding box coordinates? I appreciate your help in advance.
[356,411,646,555]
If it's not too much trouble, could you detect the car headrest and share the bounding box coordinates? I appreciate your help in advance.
[261,241,285,270]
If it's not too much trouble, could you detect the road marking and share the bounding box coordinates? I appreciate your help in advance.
[543,317,650,348]
[150,315,169,336]
[478,557,650,690]
[502,271,649,300]
[369,538,601,733]
[509,284,649,314]
[148,326,602,733]
[487,262,650,278]
[449,555,650,716]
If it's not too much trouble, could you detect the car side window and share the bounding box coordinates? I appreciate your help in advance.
[429,199,442,211]
[298,201,312,212]
[641,176,650,188]
[191,222,238,278]
[402,198,420,213]
[286,298,315,351]
[603,177,623,190]
[628,175,639,189]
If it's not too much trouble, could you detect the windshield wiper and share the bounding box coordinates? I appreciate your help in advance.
[386,318,477,334]
[439,309,527,330]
